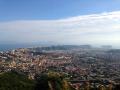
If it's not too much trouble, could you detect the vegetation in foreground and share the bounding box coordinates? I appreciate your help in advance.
[0,71,75,90]
[0,71,120,90]
[34,72,75,90]
[0,71,34,90]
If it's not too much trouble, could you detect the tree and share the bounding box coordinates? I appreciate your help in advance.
[0,71,34,90]
[35,72,75,90]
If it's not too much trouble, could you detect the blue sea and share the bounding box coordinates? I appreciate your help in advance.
[0,43,52,51]
[0,44,35,51]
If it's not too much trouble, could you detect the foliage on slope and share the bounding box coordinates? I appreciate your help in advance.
[0,71,34,90]
[35,72,75,90]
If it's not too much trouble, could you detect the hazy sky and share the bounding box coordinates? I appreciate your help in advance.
[0,0,120,47]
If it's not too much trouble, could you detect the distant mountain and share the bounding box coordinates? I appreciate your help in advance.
[107,49,120,53]
[29,45,92,52]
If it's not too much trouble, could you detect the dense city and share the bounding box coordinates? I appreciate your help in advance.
[0,45,120,90]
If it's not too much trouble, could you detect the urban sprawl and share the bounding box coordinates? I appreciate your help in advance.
[0,45,120,89]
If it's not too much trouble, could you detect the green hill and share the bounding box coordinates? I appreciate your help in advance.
[0,71,75,90]
[0,71,34,90]
[35,72,75,90]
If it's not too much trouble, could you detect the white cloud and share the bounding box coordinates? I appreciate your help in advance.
[0,11,120,46]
